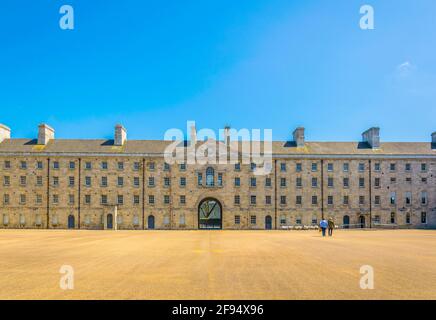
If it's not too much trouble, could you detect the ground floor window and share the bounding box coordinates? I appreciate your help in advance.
[163,215,170,225]
[373,215,381,224]
[280,215,286,225]
[250,215,256,225]
[235,215,240,225]
[311,217,317,225]
[3,214,9,225]
[406,213,411,224]
[179,214,185,225]
[390,212,396,224]
[133,215,139,226]
[296,217,302,225]
[421,212,427,224]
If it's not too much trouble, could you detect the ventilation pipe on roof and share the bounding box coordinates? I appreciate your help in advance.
[362,127,380,149]
[38,124,55,145]
[0,124,11,143]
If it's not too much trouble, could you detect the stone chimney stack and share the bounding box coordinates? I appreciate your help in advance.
[114,124,127,146]
[432,132,436,144]
[362,127,380,149]
[38,124,55,145]
[189,122,197,145]
[224,126,231,146]
[293,127,305,147]
[0,124,11,143]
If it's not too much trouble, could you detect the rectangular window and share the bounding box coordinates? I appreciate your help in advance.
[52,176,59,186]
[53,161,59,169]
[343,177,349,188]
[117,195,124,205]
[405,192,412,205]
[134,195,140,204]
[4,161,11,169]
[280,196,286,205]
[234,177,240,187]
[296,163,302,172]
[422,177,427,183]
[3,176,10,186]
[164,177,170,187]
[405,163,411,171]
[250,215,256,225]
[312,195,318,205]
[234,163,241,171]
[234,195,240,205]
[250,163,256,171]
[101,161,108,170]
[358,163,365,172]
[149,195,155,204]
[69,176,75,187]
[374,177,380,187]
[117,177,124,187]
[164,163,170,171]
[250,195,256,205]
[327,163,333,172]
[296,177,302,188]
[85,162,92,170]
[148,177,155,187]
[280,163,286,172]
[197,173,202,186]
[390,177,396,183]
[36,194,42,204]
[3,194,10,205]
[149,162,155,170]
[37,176,43,186]
[250,177,257,187]
[179,163,186,171]
[101,195,108,204]
[117,162,124,170]
[311,163,317,172]
[69,194,74,205]
[421,192,427,205]
[52,194,59,204]
[20,161,27,169]
[390,192,396,205]
[374,162,380,171]
[217,173,223,186]
[265,177,271,187]
[266,195,272,205]
[406,177,412,183]
[421,163,427,172]
[421,212,427,224]
[359,196,365,205]
[180,177,186,187]
[390,163,396,171]
[235,215,240,224]
[296,217,302,225]
[343,163,349,172]
[85,195,91,204]
[20,176,27,186]
[133,162,140,171]
[343,195,349,205]
[69,161,75,170]
[85,176,91,187]
[374,215,381,224]
[180,195,186,204]
[374,195,380,205]
[327,195,333,205]
[296,195,302,205]
[280,215,286,225]
[390,212,396,224]
[359,177,365,188]
[100,176,107,187]
[164,195,170,204]
[311,177,317,188]
[327,177,333,188]
[37,161,43,169]
[280,178,286,187]
[134,177,140,187]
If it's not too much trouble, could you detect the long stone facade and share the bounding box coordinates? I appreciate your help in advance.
[0,123,435,230]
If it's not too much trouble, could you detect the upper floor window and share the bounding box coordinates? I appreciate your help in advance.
[20,161,27,169]
[280,163,286,172]
[53,161,59,169]
[358,163,365,172]
[117,176,124,187]
[179,163,186,171]
[117,162,124,170]
[234,163,241,171]
[85,162,92,170]
[217,173,223,186]
[296,177,302,188]
[37,161,43,169]
[390,163,396,171]
[206,167,214,186]
[374,162,380,171]
[69,161,75,169]
[296,163,302,172]
[180,177,186,187]
[327,177,334,188]
[133,162,140,171]
[149,162,155,170]
[234,177,240,187]
[250,163,256,171]
[4,161,11,169]
[343,163,349,172]
[265,177,271,187]
[421,163,427,172]
[280,178,286,187]
[164,163,170,171]
[327,163,334,172]
[405,163,411,171]
[197,173,202,186]
[311,163,317,172]
[250,177,257,187]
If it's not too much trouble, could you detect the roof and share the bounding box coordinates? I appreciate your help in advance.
[0,138,434,157]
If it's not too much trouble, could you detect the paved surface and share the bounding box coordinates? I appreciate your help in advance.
[0,229,435,300]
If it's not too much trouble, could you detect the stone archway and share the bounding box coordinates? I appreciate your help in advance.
[198,198,222,229]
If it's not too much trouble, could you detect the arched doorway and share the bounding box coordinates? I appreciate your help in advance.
[107,214,113,229]
[198,198,222,229]
[343,215,350,229]
[148,215,155,229]
[359,215,365,228]
[68,215,75,229]
[265,215,272,230]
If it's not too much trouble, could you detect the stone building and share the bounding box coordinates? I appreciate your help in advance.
[0,123,435,230]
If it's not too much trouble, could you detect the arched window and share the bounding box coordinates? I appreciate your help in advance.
[206,167,214,186]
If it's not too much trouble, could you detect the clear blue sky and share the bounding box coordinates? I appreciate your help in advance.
[0,0,435,141]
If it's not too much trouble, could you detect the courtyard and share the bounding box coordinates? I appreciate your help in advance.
[0,229,435,300]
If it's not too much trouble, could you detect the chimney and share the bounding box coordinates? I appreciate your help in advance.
[362,127,380,149]
[224,126,231,146]
[0,124,11,143]
[432,132,436,149]
[189,122,197,145]
[293,127,305,147]
[38,124,55,145]
[114,124,127,146]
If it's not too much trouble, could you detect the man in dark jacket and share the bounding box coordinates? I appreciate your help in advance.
[328,218,335,236]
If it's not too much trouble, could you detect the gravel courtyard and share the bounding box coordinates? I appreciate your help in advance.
[0,229,435,300]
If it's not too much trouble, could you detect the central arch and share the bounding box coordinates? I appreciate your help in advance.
[198,198,222,229]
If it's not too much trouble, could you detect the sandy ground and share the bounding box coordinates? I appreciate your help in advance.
[0,229,435,300]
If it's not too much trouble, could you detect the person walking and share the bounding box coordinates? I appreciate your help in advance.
[319,219,328,237]
[328,217,335,237]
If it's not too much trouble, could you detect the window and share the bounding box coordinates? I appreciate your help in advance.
[69,161,75,169]
[20,161,27,169]
[296,163,302,172]
[69,176,75,187]
[343,177,349,188]
[85,195,91,204]
[180,195,186,204]
[280,178,286,187]
[101,195,108,204]
[421,163,427,172]
[133,162,140,171]
[374,177,380,187]
[250,163,256,171]
[234,177,240,187]
[4,161,11,169]
[148,177,155,187]
[312,195,318,205]
[85,162,92,170]
[164,177,170,187]
[234,195,240,205]
[359,177,365,188]
[52,176,59,186]
[149,162,155,170]
[3,176,10,186]
[235,215,240,224]
[85,176,91,187]
[280,215,286,225]
[197,173,202,186]
[422,177,427,183]
[134,195,140,204]
[421,192,427,205]
[164,163,170,171]
[206,167,214,186]
[19,194,26,204]
[296,217,302,225]
[406,177,412,183]
[117,177,124,187]
[296,195,302,205]
[374,195,380,205]
[179,163,186,171]
[134,177,140,187]
[390,163,396,171]
[311,177,318,188]
[311,163,317,172]
[37,176,43,186]
[164,195,170,204]
[327,177,333,188]
[280,163,286,172]
[148,195,155,204]
[117,195,124,205]
[53,161,59,169]
[374,162,380,171]
[327,196,333,205]
[359,196,365,205]
[37,161,43,169]
[280,196,286,205]
[20,176,27,186]
[343,163,349,172]
[3,194,10,205]
[405,192,412,205]
[180,177,186,187]
[179,214,185,225]
[217,173,223,186]
[101,176,108,187]
[327,163,333,172]
[358,163,365,172]
[405,163,411,171]
[250,215,256,225]
[390,177,396,183]
[266,195,272,205]
[101,161,108,170]
[234,163,241,171]
[343,195,349,205]
[69,195,74,205]
[265,177,271,187]
[296,177,302,188]
[390,212,396,224]
[312,217,318,225]
[250,195,256,205]
[390,192,396,205]
[421,212,427,224]
[36,194,42,204]
[250,177,256,187]
[117,162,124,170]
[374,215,381,224]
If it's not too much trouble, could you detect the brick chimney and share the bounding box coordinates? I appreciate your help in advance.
[0,124,11,143]
[293,127,305,147]
[362,127,380,149]
[114,124,127,146]
[38,124,55,145]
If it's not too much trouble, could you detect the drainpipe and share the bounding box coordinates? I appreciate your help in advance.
[369,159,372,228]
[321,159,324,220]
[142,158,145,230]
[46,158,50,229]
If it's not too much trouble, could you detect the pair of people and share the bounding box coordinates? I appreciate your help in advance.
[319,218,335,237]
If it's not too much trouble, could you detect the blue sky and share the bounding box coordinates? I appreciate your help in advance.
[0,0,435,141]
